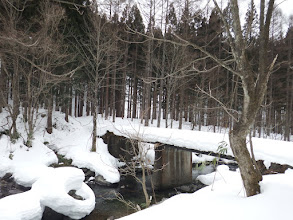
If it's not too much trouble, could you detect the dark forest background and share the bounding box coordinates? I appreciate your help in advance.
[0,0,292,142]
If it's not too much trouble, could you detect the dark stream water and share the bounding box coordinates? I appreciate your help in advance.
[81,164,215,220]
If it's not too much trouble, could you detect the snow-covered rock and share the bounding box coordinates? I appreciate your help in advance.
[0,190,43,220]
[0,167,95,220]
[32,167,95,219]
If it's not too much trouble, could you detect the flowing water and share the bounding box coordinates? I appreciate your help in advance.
[82,164,215,220]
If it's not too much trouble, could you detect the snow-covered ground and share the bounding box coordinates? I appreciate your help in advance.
[0,110,293,219]
[120,165,293,220]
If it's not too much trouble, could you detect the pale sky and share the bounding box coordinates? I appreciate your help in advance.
[113,0,293,30]
[275,0,293,19]
[207,0,293,29]
[208,0,292,17]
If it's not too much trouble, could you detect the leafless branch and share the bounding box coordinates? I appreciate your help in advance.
[195,85,239,122]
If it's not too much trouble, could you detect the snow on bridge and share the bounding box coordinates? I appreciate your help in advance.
[98,121,293,168]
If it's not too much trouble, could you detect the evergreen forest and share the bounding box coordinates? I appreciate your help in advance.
[0,0,292,146]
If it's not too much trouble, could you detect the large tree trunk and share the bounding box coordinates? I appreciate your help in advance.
[229,124,262,196]
[222,0,275,197]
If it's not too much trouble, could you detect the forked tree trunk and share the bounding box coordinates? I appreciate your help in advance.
[229,124,262,196]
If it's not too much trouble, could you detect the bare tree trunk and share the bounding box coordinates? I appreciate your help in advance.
[11,58,20,139]
[47,91,53,134]
[0,62,7,112]
[132,72,138,119]
[69,83,73,116]
[112,44,117,122]
[131,43,139,119]
[165,87,170,128]
[157,0,168,128]
[179,85,184,129]
[128,78,132,118]
[92,106,97,152]
[105,54,110,119]
[74,90,78,117]
[78,87,84,117]
[120,37,129,119]
[171,92,176,128]
[229,124,262,196]
[285,30,292,141]
[212,0,275,196]
[86,84,91,116]
[144,42,151,126]
[157,77,163,128]
[152,82,157,124]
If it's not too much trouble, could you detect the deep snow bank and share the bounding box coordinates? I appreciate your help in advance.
[119,167,293,220]
[43,114,120,183]
[0,167,95,220]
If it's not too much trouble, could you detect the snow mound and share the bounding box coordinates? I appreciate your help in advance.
[45,116,120,184]
[0,156,12,178]
[196,165,241,186]
[0,167,95,220]
[10,143,58,187]
[0,191,43,220]
[50,138,120,183]
[32,167,95,219]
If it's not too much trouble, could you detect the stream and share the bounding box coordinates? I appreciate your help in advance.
[81,164,215,220]
[0,164,227,220]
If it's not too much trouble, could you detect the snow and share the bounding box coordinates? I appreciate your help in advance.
[119,166,293,220]
[192,153,217,163]
[0,156,12,178]
[32,167,95,219]
[10,142,58,187]
[1,110,293,219]
[0,190,43,220]
[0,167,95,220]
[95,118,293,168]
[44,114,120,183]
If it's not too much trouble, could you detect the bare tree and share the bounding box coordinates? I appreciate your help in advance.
[211,0,276,196]
[73,1,120,151]
[117,128,163,209]
[0,0,79,145]
[140,0,276,196]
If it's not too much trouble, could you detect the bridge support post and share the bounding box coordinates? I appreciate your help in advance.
[154,144,192,190]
